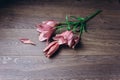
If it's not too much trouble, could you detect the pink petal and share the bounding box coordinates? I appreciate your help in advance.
[56,31,73,40]
[36,24,52,33]
[68,39,74,48]
[53,31,69,40]
[38,28,55,42]
[42,20,58,27]
[36,24,43,32]
[58,37,67,45]
[36,20,57,43]
[53,35,63,41]
[39,31,48,41]
[63,31,73,40]
[46,42,59,58]
[72,37,80,48]
[20,38,36,45]
[42,21,48,24]
[43,41,58,52]
[44,28,55,39]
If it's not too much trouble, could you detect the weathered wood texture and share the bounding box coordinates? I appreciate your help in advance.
[0,0,120,80]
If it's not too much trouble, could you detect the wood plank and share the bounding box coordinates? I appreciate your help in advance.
[0,29,45,56]
[0,6,120,31]
[0,0,120,79]
[0,29,119,56]
[0,56,120,79]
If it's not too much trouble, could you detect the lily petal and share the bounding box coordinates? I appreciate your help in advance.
[42,20,58,27]
[20,38,36,45]
[36,20,58,42]
[72,37,80,48]
[46,42,59,58]
[43,41,58,52]
[53,30,80,48]
[39,31,48,41]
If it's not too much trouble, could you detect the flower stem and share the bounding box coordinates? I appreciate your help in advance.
[57,10,102,33]
[84,10,102,23]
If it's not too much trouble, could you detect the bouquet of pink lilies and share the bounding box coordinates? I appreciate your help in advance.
[20,10,102,58]
[36,20,80,58]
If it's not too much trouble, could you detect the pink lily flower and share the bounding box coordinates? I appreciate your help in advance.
[53,30,80,48]
[43,41,59,58]
[43,30,80,58]
[36,20,58,41]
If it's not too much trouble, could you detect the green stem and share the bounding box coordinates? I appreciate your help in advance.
[78,10,102,37]
[58,10,102,32]
[84,10,102,23]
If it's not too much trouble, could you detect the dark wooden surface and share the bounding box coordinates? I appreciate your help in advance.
[0,0,120,80]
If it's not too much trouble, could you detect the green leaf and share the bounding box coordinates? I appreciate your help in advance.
[77,17,85,21]
[70,16,85,22]
[66,16,71,30]
[72,22,80,32]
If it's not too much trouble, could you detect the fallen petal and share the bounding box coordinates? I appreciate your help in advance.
[20,38,36,45]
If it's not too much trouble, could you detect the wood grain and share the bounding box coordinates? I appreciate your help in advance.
[0,29,119,56]
[0,56,120,80]
[0,0,120,79]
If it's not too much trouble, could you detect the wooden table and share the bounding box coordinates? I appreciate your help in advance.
[0,0,120,79]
